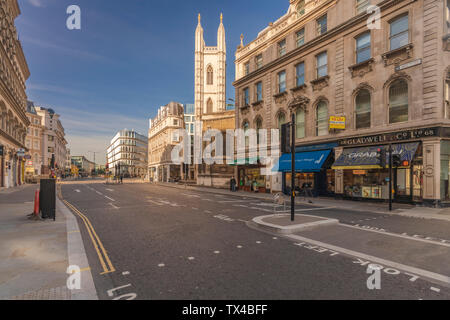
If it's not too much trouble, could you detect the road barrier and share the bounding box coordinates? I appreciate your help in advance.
[40,179,56,220]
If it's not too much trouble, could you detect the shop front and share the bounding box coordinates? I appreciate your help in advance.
[333,142,422,203]
[273,144,336,197]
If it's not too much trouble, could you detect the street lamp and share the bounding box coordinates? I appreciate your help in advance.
[87,150,99,177]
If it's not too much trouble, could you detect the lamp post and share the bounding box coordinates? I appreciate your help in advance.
[87,151,99,177]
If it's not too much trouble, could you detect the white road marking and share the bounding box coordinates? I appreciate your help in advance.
[273,237,278,240]
[106,188,114,192]
[287,234,450,285]
[192,207,198,210]
[256,241,262,244]
[96,191,103,195]
[204,210,212,214]
[237,219,247,223]
[122,271,130,275]
[158,264,165,267]
[188,257,195,260]
[105,196,115,202]
[214,251,220,254]
[237,245,243,249]
[430,287,441,293]
[109,203,119,210]
[75,189,81,193]
[147,200,163,206]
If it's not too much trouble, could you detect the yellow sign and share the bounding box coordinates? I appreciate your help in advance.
[329,116,346,129]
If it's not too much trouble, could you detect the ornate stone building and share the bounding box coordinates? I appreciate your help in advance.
[0,0,30,188]
[25,101,43,177]
[234,0,450,206]
[148,102,184,182]
[194,14,235,187]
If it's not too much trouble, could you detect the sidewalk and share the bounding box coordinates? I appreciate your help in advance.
[0,185,97,300]
[156,182,450,222]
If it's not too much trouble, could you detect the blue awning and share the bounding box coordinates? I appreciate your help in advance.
[272,149,332,173]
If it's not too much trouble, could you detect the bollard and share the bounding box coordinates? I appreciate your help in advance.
[34,190,40,216]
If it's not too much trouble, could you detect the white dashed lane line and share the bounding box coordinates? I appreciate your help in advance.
[105,196,115,202]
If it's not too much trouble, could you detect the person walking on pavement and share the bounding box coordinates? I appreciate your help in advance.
[231,176,237,192]
[120,174,123,184]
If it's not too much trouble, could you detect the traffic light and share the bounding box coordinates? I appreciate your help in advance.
[376,148,386,168]
[281,123,291,154]
[392,154,401,167]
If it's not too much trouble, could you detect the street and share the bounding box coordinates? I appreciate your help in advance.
[59,181,450,300]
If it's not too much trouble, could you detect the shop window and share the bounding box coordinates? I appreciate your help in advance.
[446,0,450,31]
[441,141,450,202]
[389,79,408,124]
[296,108,305,139]
[390,15,409,51]
[355,89,371,129]
[316,101,328,136]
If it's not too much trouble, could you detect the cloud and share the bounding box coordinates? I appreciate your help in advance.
[28,0,44,7]
[28,83,83,96]
[21,36,112,63]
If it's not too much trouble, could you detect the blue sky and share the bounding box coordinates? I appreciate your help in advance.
[16,0,288,164]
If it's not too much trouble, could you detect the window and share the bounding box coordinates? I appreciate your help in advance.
[34,119,39,125]
[317,15,327,35]
[389,79,408,123]
[34,129,39,137]
[390,15,409,51]
[245,62,250,75]
[277,113,286,132]
[27,128,30,134]
[447,0,450,29]
[356,32,371,64]
[316,52,328,78]
[207,65,214,85]
[255,54,263,69]
[256,82,263,102]
[173,119,178,126]
[190,123,194,134]
[296,108,305,139]
[243,121,250,148]
[355,89,371,129]
[316,101,328,136]
[256,118,263,144]
[244,88,250,106]
[278,39,286,57]
[296,62,305,87]
[356,0,370,15]
[34,141,39,149]
[48,147,54,153]
[296,28,305,47]
[48,135,54,142]
[297,0,305,17]
[207,98,213,114]
[26,139,30,148]
[446,78,450,118]
[278,71,286,93]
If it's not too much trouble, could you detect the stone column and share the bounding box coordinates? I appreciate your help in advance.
[422,139,441,206]
[334,147,344,195]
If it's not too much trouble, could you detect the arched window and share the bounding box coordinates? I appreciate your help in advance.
[297,0,305,17]
[355,89,371,129]
[296,108,305,139]
[207,66,214,85]
[207,98,213,114]
[256,118,262,144]
[316,101,328,136]
[277,112,286,131]
[243,121,250,148]
[389,79,408,124]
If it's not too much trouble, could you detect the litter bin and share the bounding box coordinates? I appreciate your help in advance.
[40,178,56,220]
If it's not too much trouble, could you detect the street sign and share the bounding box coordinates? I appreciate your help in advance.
[17,148,25,157]
[329,116,346,130]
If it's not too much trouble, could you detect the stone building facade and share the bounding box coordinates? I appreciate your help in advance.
[0,0,30,188]
[233,0,450,206]
[148,102,185,182]
[35,107,67,177]
[25,101,43,177]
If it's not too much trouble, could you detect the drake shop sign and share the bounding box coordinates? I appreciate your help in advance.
[339,127,439,147]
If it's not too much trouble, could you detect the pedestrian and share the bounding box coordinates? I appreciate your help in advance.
[231,176,237,192]
[120,174,123,184]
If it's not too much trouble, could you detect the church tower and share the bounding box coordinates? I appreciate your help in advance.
[194,13,227,119]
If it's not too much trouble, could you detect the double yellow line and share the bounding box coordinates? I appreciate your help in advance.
[59,185,115,275]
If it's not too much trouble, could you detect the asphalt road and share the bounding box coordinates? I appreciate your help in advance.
[60,182,450,300]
